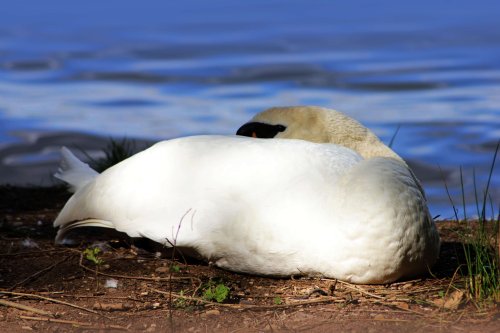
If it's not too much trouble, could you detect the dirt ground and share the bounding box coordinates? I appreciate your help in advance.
[0,186,498,332]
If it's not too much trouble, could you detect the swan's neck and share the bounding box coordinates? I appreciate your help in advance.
[323,114,405,163]
[353,133,404,162]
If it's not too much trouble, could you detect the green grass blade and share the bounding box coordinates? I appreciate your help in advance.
[388,124,401,148]
[480,141,499,221]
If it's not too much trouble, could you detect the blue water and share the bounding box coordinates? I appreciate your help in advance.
[1,0,499,219]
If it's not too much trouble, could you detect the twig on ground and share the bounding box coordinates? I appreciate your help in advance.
[320,279,443,319]
[328,279,386,300]
[451,309,468,326]
[407,287,452,295]
[19,315,129,330]
[92,302,134,311]
[0,299,53,316]
[373,317,411,322]
[37,291,64,295]
[59,294,145,302]
[373,300,432,317]
[152,288,344,309]
[9,256,70,290]
[388,279,423,286]
[0,291,100,315]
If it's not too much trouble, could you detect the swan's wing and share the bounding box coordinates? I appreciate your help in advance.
[54,139,208,244]
[53,136,362,250]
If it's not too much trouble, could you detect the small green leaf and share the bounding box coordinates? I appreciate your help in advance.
[170,264,181,273]
[83,247,104,266]
[202,281,230,303]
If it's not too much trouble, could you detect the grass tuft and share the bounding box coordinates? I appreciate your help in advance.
[444,141,499,305]
[93,138,138,172]
[77,137,139,173]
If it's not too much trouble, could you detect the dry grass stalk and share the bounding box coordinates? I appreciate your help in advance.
[0,290,100,315]
[19,315,129,330]
[0,299,53,316]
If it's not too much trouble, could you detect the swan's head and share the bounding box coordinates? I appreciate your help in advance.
[237,106,403,161]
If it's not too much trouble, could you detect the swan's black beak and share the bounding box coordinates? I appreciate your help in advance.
[236,122,286,138]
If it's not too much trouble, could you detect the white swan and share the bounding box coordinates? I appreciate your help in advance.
[54,106,440,284]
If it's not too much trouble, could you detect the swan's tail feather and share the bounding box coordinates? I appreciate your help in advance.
[54,147,99,193]
[55,218,115,244]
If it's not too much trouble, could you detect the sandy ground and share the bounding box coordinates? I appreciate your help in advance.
[0,186,499,332]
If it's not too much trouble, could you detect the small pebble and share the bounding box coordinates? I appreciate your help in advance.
[90,241,109,252]
[104,278,118,288]
[239,299,254,305]
[21,238,39,249]
[59,237,77,246]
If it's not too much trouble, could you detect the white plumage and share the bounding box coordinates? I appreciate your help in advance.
[54,147,98,192]
[54,106,440,284]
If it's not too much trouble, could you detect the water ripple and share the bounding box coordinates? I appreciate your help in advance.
[0,0,499,218]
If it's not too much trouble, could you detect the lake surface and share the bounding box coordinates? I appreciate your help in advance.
[1,0,499,219]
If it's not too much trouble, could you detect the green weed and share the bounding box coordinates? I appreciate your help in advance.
[170,264,181,273]
[83,247,104,266]
[202,280,230,303]
[174,290,188,308]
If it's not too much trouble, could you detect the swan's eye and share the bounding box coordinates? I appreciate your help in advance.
[236,122,286,138]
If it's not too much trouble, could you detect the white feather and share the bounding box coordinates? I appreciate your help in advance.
[54,147,99,193]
